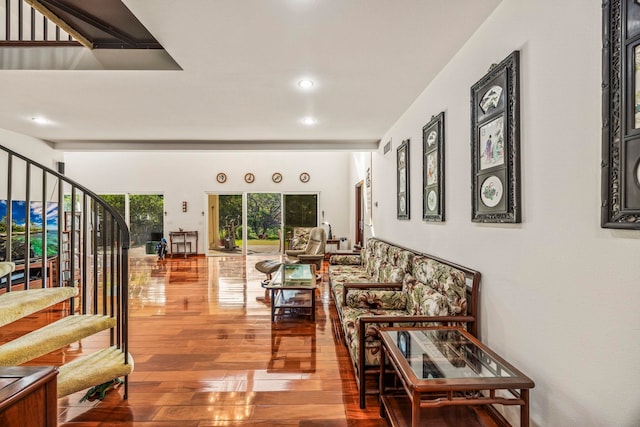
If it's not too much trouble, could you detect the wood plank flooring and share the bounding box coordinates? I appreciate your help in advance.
[5,255,388,426]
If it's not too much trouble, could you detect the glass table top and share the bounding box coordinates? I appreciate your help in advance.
[384,328,517,381]
[264,263,316,289]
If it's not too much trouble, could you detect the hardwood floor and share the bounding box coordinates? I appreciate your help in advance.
[8,255,387,426]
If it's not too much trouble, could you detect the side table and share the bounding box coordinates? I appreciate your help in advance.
[379,327,534,427]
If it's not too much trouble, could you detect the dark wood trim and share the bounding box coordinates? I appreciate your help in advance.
[355,180,364,247]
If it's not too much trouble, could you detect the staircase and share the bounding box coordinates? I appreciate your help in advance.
[0,145,132,399]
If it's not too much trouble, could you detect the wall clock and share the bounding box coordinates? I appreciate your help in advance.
[244,173,255,183]
[299,172,310,183]
[272,172,283,183]
[216,172,227,183]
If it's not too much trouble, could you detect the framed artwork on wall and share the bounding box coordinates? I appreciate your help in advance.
[602,0,640,229]
[423,112,445,222]
[471,50,521,223]
[397,139,410,220]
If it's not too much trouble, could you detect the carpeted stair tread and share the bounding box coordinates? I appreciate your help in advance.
[0,262,15,278]
[57,346,134,398]
[0,287,78,327]
[0,315,116,366]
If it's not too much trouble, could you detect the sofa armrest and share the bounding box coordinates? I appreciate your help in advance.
[343,282,402,307]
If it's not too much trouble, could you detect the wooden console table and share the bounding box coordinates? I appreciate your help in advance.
[0,366,58,427]
[169,231,198,258]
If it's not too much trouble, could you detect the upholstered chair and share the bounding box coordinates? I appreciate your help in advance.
[285,227,327,270]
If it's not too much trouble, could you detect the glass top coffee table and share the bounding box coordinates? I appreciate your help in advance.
[263,263,317,322]
[379,326,534,427]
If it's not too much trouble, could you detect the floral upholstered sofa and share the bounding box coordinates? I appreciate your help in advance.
[328,237,481,408]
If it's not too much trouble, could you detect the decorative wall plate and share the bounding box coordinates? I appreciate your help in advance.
[299,172,310,183]
[427,190,437,211]
[272,172,283,183]
[399,195,407,214]
[216,173,227,183]
[244,173,255,183]
[480,175,503,208]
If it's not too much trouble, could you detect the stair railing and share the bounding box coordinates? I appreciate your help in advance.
[0,144,131,396]
[1,0,80,46]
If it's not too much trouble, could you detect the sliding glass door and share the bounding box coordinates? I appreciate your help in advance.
[283,194,318,251]
[207,192,317,256]
[246,193,281,254]
[99,193,164,255]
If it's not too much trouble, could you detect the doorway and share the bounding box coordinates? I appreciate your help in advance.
[208,194,243,255]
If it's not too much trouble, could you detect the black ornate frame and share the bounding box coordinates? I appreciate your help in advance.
[397,139,410,220]
[471,50,521,223]
[602,0,640,229]
[423,112,445,222]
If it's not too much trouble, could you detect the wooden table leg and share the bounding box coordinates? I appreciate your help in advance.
[411,389,420,427]
[379,343,386,418]
[521,388,530,427]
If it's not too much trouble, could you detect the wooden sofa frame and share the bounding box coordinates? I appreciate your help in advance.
[332,239,481,408]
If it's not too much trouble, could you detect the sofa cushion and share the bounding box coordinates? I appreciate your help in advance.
[329,271,372,311]
[341,307,411,367]
[364,254,381,279]
[378,264,406,283]
[410,257,467,315]
[329,254,362,265]
[328,266,371,286]
[403,276,451,316]
[387,246,415,272]
[345,289,407,310]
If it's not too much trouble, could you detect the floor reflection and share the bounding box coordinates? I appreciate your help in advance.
[269,321,317,373]
[55,254,387,426]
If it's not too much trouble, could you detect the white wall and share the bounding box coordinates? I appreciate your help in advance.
[355,0,639,425]
[0,128,63,170]
[0,129,64,200]
[63,151,352,253]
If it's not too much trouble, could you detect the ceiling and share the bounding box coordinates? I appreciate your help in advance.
[0,0,502,151]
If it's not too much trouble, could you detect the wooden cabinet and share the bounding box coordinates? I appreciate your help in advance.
[0,366,58,427]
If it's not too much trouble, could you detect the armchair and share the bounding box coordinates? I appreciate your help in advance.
[286,227,327,270]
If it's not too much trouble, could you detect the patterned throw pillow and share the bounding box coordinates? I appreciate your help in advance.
[345,290,407,310]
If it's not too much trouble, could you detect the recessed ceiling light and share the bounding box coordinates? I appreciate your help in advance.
[31,116,51,125]
[298,79,314,89]
[301,117,317,126]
